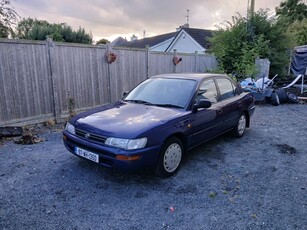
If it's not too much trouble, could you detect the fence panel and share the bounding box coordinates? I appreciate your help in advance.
[198,55,218,72]
[174,53,198,73]
[0,40,54,125]
[111,48,147,101]
[0,39,218,126]
[51,43,109,118]
[149,52,174,76]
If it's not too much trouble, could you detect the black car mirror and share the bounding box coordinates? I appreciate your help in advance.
[197,99,212,109]
[193,99,211,113]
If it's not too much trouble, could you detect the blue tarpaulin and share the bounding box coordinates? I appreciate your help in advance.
[291,45,307,76]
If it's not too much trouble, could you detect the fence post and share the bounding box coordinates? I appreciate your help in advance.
[145,45,150,78]
[47,38,61,123]
[106,43,112,103]
[173,49,177,73]
[194,51,199,73]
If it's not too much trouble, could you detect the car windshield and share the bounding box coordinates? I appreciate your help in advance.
[124,78,197,109]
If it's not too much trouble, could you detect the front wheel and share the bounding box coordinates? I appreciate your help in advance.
[275,88,287,103]
[270,92,280,106]
[154,137,183,178]
[233,113,247,137]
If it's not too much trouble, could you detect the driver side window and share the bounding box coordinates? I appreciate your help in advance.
[197,79,218,104]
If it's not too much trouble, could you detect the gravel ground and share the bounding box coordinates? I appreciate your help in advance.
[0,104,307,230]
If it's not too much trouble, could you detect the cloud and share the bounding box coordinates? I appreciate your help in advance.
[13,0,283,41]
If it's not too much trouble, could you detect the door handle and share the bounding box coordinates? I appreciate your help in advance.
[217,108,223,114]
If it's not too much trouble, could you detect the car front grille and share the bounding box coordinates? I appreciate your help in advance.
[75,128,107,144]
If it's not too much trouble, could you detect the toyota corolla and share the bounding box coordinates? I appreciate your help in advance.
[63,73,255,177]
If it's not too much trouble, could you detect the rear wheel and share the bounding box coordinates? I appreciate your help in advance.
[286,92,299,103]
[155,137,183,178]
[233,113,247,137]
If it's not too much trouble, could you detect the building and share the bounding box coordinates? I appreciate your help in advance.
[112,25,213,54]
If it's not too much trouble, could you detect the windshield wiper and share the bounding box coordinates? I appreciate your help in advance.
[151,103,183,109]
[124,99,152,105]
[124,100,183,108]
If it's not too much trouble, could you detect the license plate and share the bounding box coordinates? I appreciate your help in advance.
[75,147,99,163]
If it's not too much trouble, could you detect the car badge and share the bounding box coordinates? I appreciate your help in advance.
[85,133,91,139]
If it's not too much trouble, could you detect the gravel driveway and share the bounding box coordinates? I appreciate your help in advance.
[0,104,306,230]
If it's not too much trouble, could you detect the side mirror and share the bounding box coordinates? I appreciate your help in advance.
[197,99,212,109]
[193,99,211,113]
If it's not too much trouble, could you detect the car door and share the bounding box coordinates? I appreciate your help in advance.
[215,77,242,130]
[189,78,224,146]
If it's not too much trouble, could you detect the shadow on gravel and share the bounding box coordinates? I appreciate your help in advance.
[182,132,236,167]
[73,157,164,185]
[273,143,297,155]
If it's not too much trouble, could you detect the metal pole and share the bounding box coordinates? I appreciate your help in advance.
[302,67,307,94]
[288,52,292,76]
[250,0,255,19]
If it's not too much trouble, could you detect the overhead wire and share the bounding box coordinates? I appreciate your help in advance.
[235,0,242,14]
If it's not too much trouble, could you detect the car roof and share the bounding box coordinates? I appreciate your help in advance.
[150,73,229,83]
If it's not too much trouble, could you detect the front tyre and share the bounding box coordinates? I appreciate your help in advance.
[155,137,183,178]
[233,113,247,137]
[270,92,280,106]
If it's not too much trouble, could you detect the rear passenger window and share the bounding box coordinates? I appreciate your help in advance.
[197,79,218,104]
[216,78,235,101]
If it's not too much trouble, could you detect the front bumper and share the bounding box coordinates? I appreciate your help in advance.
[63,131,161,172]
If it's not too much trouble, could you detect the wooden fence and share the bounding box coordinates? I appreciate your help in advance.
[0,38,217,126]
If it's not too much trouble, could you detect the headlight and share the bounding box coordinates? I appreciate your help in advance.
[105,137,147,150]
[65,122,75,135]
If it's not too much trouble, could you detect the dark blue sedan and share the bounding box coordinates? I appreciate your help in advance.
[63,74,255,177]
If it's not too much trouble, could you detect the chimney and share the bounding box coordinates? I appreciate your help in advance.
[131,34,138,42]
[176,23,190,31]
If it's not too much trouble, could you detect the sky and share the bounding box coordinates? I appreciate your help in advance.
[13,0,283,42]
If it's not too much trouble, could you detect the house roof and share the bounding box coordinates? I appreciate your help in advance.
[181,28,213,48]
[118,28,213,50]
[124,31,177,49]
[111,36,129,47]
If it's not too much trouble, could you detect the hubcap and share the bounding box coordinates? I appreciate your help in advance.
[238,115,246,135]
[163,143,182,173]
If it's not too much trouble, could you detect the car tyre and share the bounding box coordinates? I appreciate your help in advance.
[155,137,183,178]
[233,113,247,137]
[270,92,280,106]
[286,92,299,103]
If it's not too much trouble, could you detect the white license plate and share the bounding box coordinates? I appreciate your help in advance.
[75,147,99,163]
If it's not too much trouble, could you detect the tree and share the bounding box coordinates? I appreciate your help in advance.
[15,18,93,44]
[15,18,48,39]
[276,0,307,25]
[0,0,19,38]
[286,19,307,46]
[210,10,291,78]
[275,0,307,46]
[96,38,110,45]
